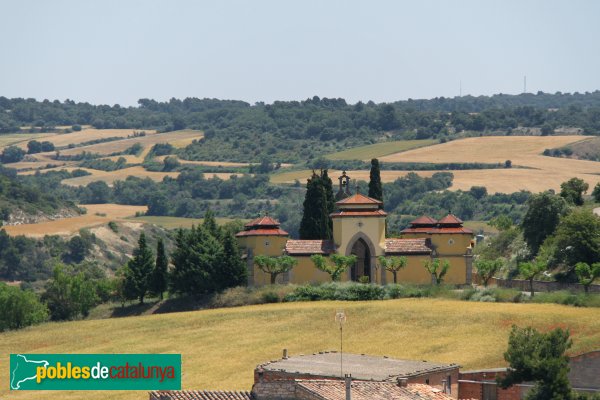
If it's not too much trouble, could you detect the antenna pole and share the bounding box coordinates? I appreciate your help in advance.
[459,80,462,97]
[340,322,343,378]
[524,75,527,93]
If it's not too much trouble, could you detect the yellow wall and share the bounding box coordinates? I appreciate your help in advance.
[333,216,386,256]
[380,255,433,284]
[238,235,287,257]
[289,257,335,284]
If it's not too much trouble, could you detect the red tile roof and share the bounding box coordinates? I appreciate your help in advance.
[244,215,281,228]
[409,216,438,226]
[437,214,463,225]
[149,390,251,400]
[285,240,335,255]
[331,210,387,218]
[235,228,289,237]
[385,238,432,255]
[401,227,473,235]
[296,380,453,400]
[336,193,382,205]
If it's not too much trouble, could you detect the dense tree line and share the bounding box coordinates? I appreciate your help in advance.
[3,92,600,162]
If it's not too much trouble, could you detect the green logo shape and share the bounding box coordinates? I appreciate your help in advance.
[10,354,181,390]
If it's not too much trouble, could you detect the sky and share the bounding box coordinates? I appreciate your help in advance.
[1,0,599,106]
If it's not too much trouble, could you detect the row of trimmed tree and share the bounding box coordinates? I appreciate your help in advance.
[253,253,452,285]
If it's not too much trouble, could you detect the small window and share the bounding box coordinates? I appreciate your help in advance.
[483,382,497,400]
[265,241,270,247]
[425,378,429,385]
[448,239,455,245]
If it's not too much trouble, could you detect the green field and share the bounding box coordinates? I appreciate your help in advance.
[1,299,598,400]
[131,216,247,229]
[326,139,437,160]
[463,220,499,235]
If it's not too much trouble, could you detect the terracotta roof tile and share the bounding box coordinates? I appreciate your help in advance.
[401,227,473,235]
[285,240,335,255]
[331,210,387,218]
[336,193,382,205]
[149,390,251,400]
[235,228,289,237]
[385,238,432,255]
[244,215,281,228]
[437,214,463,225]
[409,216,438,226]
[296,380,454,400]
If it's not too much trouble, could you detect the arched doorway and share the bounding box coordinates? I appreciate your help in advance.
[350,238,371,282]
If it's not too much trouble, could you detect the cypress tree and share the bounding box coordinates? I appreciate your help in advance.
[368,158,383,201]
[322,169,335,234]
[124,232,154,304]
[299,171,333,240]
[215,231,247,290]
[150,238,168,300]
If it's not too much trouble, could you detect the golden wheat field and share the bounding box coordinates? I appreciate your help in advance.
[3,204,147,237]
[53,129,203,158]
[270,169,435,184]
[59,166,180,186]
[12,128,158,150]
[0,299,598,400]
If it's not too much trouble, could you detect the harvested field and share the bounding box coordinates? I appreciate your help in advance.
[0,133,55,149]
[270,169,429,184]
[3,204,146,237]
[60,166,180,186]
[378,136,600,193]
[0,299,598,400]
[14,128,158,150]
[49,129,203,159]
[131,216,246,229]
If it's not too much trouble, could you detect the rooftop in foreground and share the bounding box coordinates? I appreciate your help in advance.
[258,352,458,381]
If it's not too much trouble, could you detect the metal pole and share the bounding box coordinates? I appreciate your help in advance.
[340,323,343,377]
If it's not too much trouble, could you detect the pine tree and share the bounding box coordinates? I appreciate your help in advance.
[149,238,169,300]
[368,158,383,201]
[123,232,154,304]
[202,209,221,238]
[215,231,247,290]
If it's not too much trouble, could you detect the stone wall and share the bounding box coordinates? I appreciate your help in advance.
[569,350,600,390]
[458,370,523,400]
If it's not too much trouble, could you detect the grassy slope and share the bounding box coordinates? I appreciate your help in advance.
[326,139,437,160]
[1,299,599,400]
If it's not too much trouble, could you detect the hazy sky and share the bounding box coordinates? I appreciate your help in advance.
[1,0,599,106]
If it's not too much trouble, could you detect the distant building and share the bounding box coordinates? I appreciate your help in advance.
[236,172,474,286]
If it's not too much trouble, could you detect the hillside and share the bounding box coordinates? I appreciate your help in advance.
[1,299,598,400]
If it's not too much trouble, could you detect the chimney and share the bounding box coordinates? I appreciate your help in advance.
[345,374,352,400]
[397,378,408,387]
[282,349,288,359]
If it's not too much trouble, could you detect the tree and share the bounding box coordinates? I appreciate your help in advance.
[0,282,48,331]
[123,232,154,304]
[215,231,247,289]
[67,235,89,263]
[488,215,513,231]
[311,254,357,282]
[85,181,111,204]
[560,177,589,206]
[27,140,42,154]
[254,255,297,284]
[1,145,25,163]
[574,262,600,293]
[162,156,180,171]
[521,192,568,256]
[475,258,503,287]
[299,170,332,240]
[592,183,600,203]
[378,255,407,283]
[42,265,98,321]
[504,160,512,168]
[169,225,222,295]
[518,260,546,297]
[149,238,168,300]
[368,159,383,201]
[551,209,600,267]
[498,326,572,400]
[423,258,450,285]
